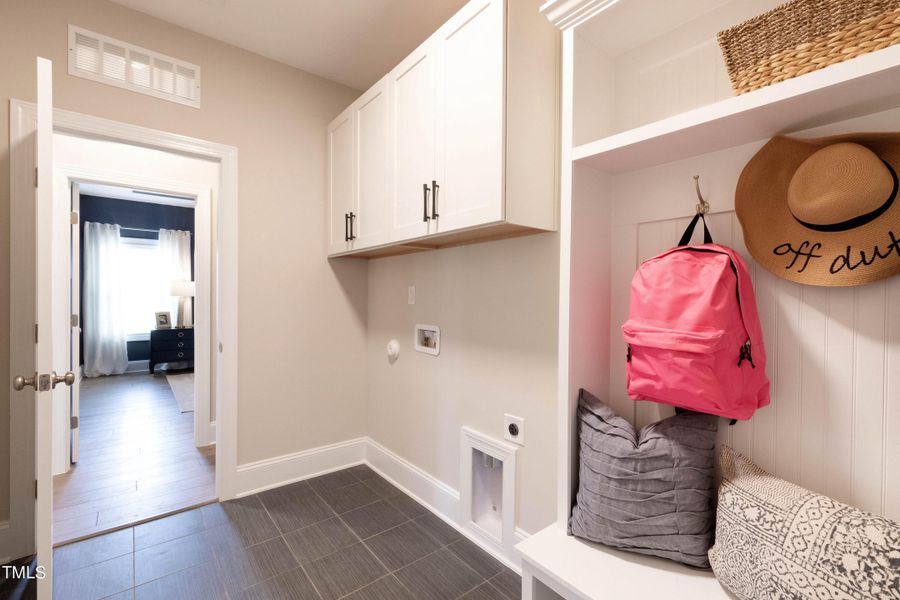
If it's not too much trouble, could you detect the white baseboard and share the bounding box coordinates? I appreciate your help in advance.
[365,438,461,522]
[234,437,367,497]
[230,436,532,571]
[125,360,149,373]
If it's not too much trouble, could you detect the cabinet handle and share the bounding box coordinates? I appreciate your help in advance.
[432,181,439,219]
[349,212,356,240]
[344,213,349,241]
[423,184,431,222]
[177,331,184,338]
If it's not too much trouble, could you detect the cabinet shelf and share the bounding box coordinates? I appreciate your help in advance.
[572,45,900,174]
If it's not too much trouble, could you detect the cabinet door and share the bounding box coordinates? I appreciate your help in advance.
[328,107,354,255]
[353,77,391,249]
[389,40,438,242]
[433,0,504,233]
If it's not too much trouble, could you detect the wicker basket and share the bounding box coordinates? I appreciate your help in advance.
[717,0,900,95]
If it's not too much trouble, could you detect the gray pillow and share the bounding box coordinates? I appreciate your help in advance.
[709,446,900,600]
[569,389,719,568]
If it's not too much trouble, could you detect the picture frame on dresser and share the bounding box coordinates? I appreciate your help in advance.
[155,311,172,329]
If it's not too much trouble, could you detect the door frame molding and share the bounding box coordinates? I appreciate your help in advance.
[7,99,239,559]
[52,163,215,454]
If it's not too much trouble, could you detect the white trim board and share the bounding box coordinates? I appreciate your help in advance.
[234,438,367,498]
[365,438,461,523]
[230,436,532,570]
[54,143,215,452]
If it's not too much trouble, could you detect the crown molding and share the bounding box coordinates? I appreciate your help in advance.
[539,0,620,30]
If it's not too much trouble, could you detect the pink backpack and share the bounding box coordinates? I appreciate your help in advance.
[623,215,770,421]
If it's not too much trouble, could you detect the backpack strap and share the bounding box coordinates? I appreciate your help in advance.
[678,213,713,246]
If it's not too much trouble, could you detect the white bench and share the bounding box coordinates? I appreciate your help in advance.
[516,526,735,600]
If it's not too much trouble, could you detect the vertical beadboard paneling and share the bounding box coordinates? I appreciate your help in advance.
[798,286,827,492]
[774,279,802,483]
[825,288,856,505]
[885,277,900,521]
[852,283,887,514]
[608,224,638,421]
[751,267,779,474]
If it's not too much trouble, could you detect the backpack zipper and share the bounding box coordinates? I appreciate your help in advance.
[737,340,756,368]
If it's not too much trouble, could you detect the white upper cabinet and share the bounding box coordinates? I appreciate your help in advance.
[389,41,438,242]
[328,0,559,257]
[432,0,505,233]
[327,107,354,256]
[353,77,392,248]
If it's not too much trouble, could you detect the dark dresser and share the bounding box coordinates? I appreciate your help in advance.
[149,327,194,374]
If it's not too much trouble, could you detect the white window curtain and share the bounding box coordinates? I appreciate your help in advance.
[83,222,128,377]
[159,229,192,323]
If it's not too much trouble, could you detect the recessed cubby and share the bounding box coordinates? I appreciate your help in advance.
[460,426,517,555]
[471,448,504,543]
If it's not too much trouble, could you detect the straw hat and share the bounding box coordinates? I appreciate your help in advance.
[735,133,900,286]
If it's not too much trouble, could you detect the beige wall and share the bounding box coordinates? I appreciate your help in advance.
[366,233,559,534]
[0,0,366,519]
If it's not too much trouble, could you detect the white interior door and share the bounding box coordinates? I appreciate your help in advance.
[34,56,59,599]
[70,183,81,464]
[389,41,437,242]
[433,0,505,233]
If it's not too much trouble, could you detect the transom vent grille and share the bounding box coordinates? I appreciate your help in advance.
[68,25,201,108]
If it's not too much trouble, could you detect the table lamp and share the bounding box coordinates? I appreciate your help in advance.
[170,280,195,328]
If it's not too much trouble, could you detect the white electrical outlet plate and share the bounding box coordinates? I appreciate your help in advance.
[408,286,416,305]
[504,414,525,446]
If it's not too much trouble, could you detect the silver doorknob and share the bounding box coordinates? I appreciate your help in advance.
[13,372,38,391]
[51,371,76,389]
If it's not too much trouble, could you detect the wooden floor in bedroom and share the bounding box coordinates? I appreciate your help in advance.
[52,372,216,545]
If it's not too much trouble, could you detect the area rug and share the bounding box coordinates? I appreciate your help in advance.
[166,372,194,413]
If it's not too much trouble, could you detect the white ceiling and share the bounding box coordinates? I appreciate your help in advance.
[108,0,468,90]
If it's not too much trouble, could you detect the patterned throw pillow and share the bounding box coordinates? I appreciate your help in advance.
[709,446,900,600]
[569,389,719,568]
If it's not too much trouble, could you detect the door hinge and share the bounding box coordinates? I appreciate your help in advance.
[34,323,39,344]
[70,211,79,225]
[71,314,80,328]
[34,479,38,499]
[34,167,38,188]
[71,415,79,429]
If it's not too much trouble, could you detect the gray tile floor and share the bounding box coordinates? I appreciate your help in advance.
[51,465,521,599]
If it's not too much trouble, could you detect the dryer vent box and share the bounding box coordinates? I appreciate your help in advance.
[414,324,440,355]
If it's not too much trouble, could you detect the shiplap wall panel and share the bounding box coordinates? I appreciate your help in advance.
[799,286,827,492]
[825,288,855,506]
[608,223,638,421]
[775,280,802,483]
[854,284,887,514]
[887,277,900,521]
[612,208,898,517]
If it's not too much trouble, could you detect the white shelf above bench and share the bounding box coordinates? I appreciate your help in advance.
[572,44,900,173]
[517,526,733,600]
